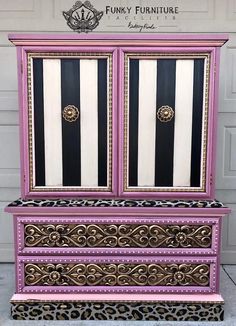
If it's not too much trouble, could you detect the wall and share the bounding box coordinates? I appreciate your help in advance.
[0,0,235,263]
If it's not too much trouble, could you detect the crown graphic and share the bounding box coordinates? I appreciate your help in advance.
[63,1,103,33]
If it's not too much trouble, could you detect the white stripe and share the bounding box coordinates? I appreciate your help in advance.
[80,60,98,186]
[137,60,157,186]
[173,60,194,187]
[43,59,63,186]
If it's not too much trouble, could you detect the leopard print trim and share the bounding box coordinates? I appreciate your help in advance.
[11,301,224,321]
[8,198,226,208]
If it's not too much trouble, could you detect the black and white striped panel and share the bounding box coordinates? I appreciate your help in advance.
[32,57,108,188]
[128,58,205,189]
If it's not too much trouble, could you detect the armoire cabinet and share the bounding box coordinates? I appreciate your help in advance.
[5,33,230,321]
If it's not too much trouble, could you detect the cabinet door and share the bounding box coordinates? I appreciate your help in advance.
[23,51,116,197]
[120,49,215,198]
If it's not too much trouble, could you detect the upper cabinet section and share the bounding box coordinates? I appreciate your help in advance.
[9,34,228,199]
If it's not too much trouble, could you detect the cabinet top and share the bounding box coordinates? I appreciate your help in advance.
[8,33,228,47]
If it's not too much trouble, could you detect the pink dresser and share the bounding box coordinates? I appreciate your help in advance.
[5,34,230,321]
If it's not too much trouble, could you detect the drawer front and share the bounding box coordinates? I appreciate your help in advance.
[16,216,220,256]
[17,256,217,294]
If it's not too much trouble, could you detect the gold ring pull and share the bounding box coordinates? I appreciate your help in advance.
[63,105,79,122]
[157,105,174,122]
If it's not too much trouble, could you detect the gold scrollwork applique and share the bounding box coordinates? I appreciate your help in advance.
[24,263,210,287]
[24,224,212,248]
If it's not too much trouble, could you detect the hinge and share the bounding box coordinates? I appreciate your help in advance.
[214,63,217,75]
[21,62,23,74]
[210,174,213,185]
[23,174,26,183]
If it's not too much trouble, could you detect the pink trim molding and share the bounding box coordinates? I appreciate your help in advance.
[10,292,225,303]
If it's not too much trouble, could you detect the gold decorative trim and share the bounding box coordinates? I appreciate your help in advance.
[27,52,113,192]
[62,105,79,122]
[24,263,210,287]
[157,105,174,122]
[24,224,212,248]
[123,53,210,192]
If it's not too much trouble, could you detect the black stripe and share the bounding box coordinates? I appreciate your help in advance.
[155,59,176,186]
[33,59,45,186]
[190,59,205,187]
[128,59,139,186]
[61,59,81,186]
[98,59,108,186]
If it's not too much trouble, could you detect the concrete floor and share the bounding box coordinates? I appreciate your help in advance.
[0,264,236,326]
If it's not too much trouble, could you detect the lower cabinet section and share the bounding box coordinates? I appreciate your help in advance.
[17,256,217,294]
[5,199,230,321]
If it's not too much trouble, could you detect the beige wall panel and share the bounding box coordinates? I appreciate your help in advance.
[219,36,236,113]
[226,0,236,20]
[0,126,20,192]
[0,126,20,169]
[216,114,236,191]
[0,48,17,90]
[0,203,14,262]
[221,205,236,264]
[178,0,215,19]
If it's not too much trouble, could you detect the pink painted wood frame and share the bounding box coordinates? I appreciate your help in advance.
[118,46,218,199]
[16,215,220,256]
[17,255,217,294]
[18,44,118,198]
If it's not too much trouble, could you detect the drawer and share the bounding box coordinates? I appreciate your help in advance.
[17,256,217,294]
[16,215,220,256]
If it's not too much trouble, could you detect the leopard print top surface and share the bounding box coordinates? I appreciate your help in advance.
[8,198,226,208]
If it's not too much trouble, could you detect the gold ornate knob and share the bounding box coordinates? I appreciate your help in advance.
[63,105,79,122]
[157,105,174,122]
